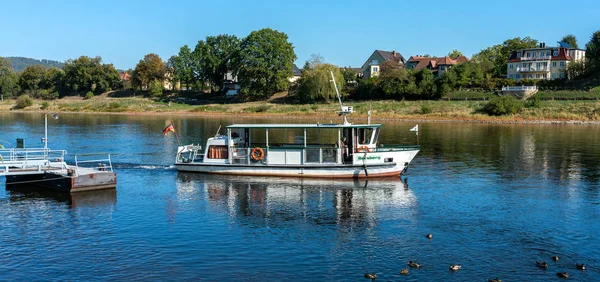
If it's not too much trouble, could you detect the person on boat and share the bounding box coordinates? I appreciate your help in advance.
[339,137,348,163]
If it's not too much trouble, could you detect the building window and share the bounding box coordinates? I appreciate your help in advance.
[553,50,559,56]
[509,74,513,79]
[509,64,513,69]
[522,63,526,68]
[543,73,547,79]
[371,60,378,65]
[546,51,550,57]
[526,52,531,57]
[516,74,520,79]
[528,74,532,79]
[552,73,556,79]
[552,62,557,67]
[536,74,540,79]
[516,52,521,58]
[373,67,379,72]
[560,62,565,67]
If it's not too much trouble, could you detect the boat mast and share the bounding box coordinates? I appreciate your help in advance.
[330,71,351,125]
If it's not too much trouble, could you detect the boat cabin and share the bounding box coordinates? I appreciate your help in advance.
[193,124,383,166]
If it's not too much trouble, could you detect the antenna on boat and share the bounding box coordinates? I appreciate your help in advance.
[215,125,221,137]
[330,70,352,125]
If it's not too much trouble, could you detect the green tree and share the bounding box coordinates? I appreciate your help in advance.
[0,57,20,98]
[560,34,579,49]
[341,68,357,83]
[132,53,166,90]
[294,63,344,103]
[61,56,120,96]
[172,45,196,89]
[199,34,240,92]
[585,30,600,74]
[235,28,297,99]
[473,37,538,77]
[414,69,436,98]
[448,49,464,59]
[18,65,46,92]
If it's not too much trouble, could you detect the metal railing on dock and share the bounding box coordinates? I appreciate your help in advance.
[0,148,68,176]
[73,153,114,176]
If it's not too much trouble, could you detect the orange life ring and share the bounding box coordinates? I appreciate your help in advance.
[251,147,264,161]
[357,146,370,153]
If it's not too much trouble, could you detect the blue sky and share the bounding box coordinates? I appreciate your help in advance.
[2,0,599,70]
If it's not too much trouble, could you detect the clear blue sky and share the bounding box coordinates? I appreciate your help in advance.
[2,0,599,70]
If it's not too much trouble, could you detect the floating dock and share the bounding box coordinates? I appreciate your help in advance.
[1,148,116,192]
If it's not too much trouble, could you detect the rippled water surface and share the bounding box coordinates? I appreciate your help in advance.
[1,113,599,281]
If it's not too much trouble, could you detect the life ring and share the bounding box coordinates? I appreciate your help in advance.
[251,147,264,161]
[357,146,370,153]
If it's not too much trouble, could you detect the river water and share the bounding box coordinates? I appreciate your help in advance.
[1,112,599,281]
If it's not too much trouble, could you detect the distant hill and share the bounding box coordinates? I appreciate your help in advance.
[6,57,64,72]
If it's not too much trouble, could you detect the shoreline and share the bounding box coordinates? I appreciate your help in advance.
[5,108,600,125]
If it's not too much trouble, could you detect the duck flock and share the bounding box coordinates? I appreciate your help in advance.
[362,234,587,281]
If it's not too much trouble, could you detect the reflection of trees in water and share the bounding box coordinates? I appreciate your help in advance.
[416,123,600,184]
[177,174,415,229]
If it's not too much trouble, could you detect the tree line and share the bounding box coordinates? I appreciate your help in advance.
[2,29,600,103]
[0,56,121,100]
[0,28,297,101]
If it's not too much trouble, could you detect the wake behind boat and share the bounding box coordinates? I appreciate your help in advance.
[173,71,420,178]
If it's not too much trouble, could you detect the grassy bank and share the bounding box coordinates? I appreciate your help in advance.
[2,92,600,122]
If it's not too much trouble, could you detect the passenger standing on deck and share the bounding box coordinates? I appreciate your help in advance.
[339,137,348,163]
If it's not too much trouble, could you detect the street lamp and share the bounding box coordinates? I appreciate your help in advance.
[43,113,59,150]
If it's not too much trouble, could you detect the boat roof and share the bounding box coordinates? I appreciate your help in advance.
[226,123,383,129]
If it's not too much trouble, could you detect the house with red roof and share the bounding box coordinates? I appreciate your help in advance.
[119,71,131,81]
[360,50,405,78]
[405,55,469,77]
[506,42,586,81]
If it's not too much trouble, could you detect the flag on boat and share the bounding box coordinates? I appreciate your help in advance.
[410,124,418,135]
[163,123,175,135]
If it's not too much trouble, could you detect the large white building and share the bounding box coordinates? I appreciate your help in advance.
[507,42,585,81]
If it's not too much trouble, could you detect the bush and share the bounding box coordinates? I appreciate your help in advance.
[525,96,541,108]
[483,95,523,116]
[85,91,94,99]
[421,104,432,114]
[14,95,34,109]
[40,101,49,110]
[149,80,163,97]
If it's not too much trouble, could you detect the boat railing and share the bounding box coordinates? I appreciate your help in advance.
[177,144,203,163]
[74,153,113,176]
[231,146,340,165]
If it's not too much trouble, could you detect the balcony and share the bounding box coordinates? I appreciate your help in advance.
[520,56,551,61]
[516,67,550,72]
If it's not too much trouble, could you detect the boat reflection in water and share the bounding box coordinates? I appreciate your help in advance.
[176,173,416,226]
[6,185,117,209]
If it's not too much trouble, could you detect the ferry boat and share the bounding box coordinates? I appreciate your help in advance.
[175,72,420,178]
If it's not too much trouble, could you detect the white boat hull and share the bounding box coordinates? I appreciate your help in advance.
[176,150,419,178]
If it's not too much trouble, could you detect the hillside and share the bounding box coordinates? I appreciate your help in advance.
[7,57,64,72]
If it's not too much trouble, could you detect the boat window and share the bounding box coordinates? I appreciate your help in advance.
[207,145,228,159]
[268,128,304,147]
[306,128,338,147]
[357,128,374,145]
[372,128,380,144]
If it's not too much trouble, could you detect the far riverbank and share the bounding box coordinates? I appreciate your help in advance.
[2,93,600,125]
